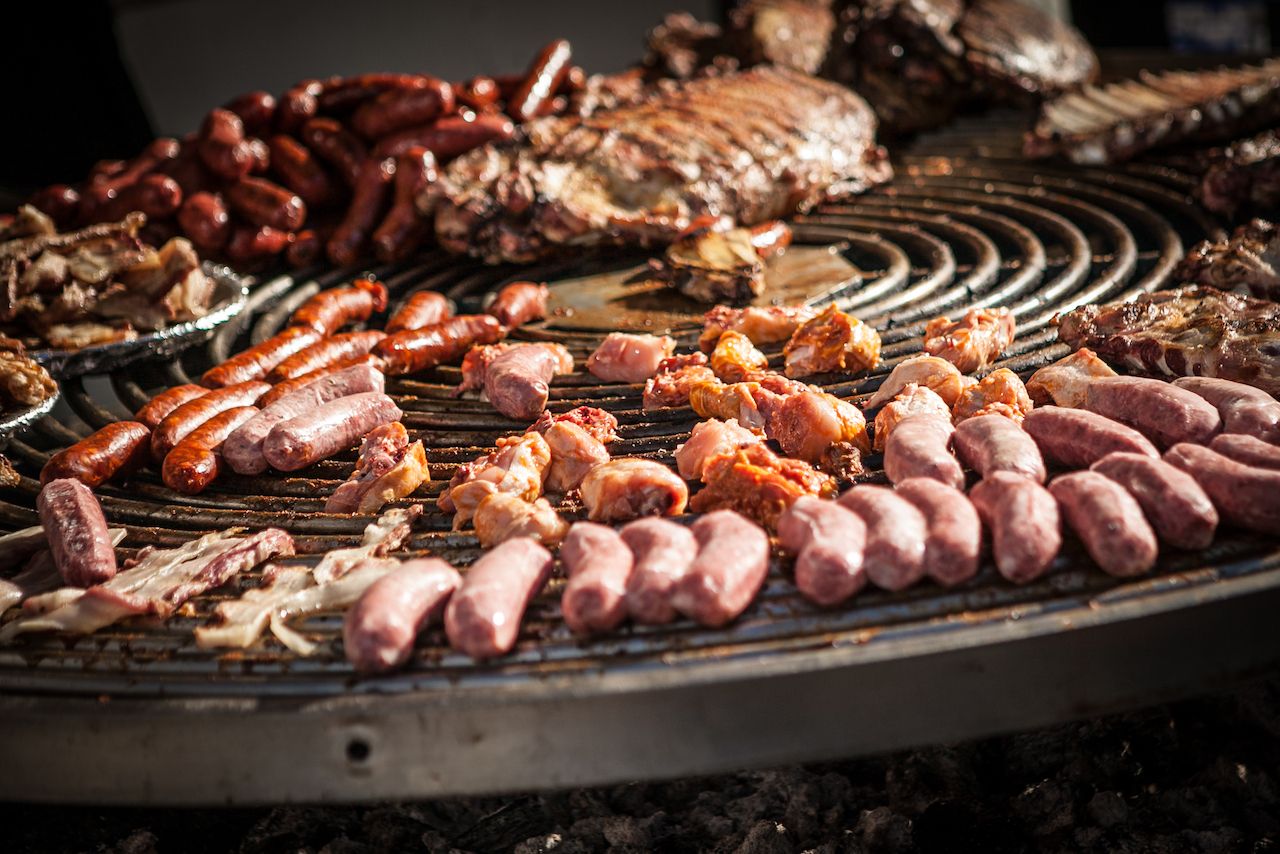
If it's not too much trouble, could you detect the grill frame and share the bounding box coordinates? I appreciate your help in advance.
[2,112,1279,805]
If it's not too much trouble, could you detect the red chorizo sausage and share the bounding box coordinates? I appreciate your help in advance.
[267,135,339,208]
[284,227,326,269]
[276,80,323,133]
[487,281,549,328]
[197,108,254,181]
[225,176,307,232]
[135,384,209,429]
[289,278,389,335]
[41,421,152,488]
[508,39,573,123]
[374,314,506,376]
[223,224,292,265]
[326,157,395,267]
[151,381,270,461]
[385,291,451,333]
[201,327,323,388]
[88,138,180,195]
[177,191,232,254]
[455,76,500,110]
[300,118,367,187]
[266,330,385,382]
[372,146,437,263]
[351,78,455,139]
[161,405,259,495]
[26,184,81,228]
[371,113,516,160]
[223,91,277,136]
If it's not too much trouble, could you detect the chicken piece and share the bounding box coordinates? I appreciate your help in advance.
[924,307,1016,372]
[952,368,1034,423]
[457,342,574,421]
[873,383,952,452]
[688,380,770,431]
[438,432,552,528]
[691,443,836,530]
[783,305,881,378]
[324,422,430,514]
[864,354,974,410]
[699,304,820,352]
[710,330,769,382]
[528,406,620,445]
[457,343,514,394]
[586,332,676,383]
[0,339,57,406]
[580,459,689,522]
[675,418,764,481]
[473,494,568,548]
[761,390,870,479]
[1025,347,1118,408]
[542,420,611,493]
[642,356,716,411]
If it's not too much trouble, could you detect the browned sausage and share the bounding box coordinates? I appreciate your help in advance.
[385,290,451,333]
[508,39,573,122]
[41,421,152,488]
[245,137,271,174]
[455,76,500,110]
[135,384,209,429]
[266,330,385,382]
[300,118,367,187]
[952,414,1046,483]
[1082,376,1221,449]
[86,174,183,222]
[257,354,385,409]
[289,278,389,335]
[152,382,270,461]
[372,113,516,160]
[37,479,118,587]
[1173,377,1280,444]
[352,78,455,139]
[223,91,276,135]
[201,327,323,388]
[374,314,506,376]
[26,184,81,228]
[225,176,307,231]
[487,281,549,328]
[161,405,259,495]
[895,478,982,587]
[1049,471,1158,577]
[837,485,928,591]
[177,191,231,253]
[197,108,254,181]
[158,145,215,196]
[969,472,1061,584]
[285,227,325,269]
[88,138,180,195]
[276,80,323,133]
[884,415,965,490]
[267,135,338,207]
[315,72,430,114]
[372,147,437,263]
[224,224,292,265]
[1165,442,1280,535]
[327,157,395,267]
[1090,452,1218,550]
[1209,433,1280,470]
[1022,406,1158,469]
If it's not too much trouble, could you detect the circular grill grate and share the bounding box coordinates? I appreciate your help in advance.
[0,114,1268,704]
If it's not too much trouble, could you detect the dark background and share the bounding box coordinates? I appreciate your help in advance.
[3,0,1275,190]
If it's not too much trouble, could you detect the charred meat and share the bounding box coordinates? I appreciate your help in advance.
[1197,130,1280,218]
[1175,219,1280,303]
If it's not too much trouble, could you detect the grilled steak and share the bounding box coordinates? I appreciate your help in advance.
[430,66,890,264]
[1056,286,1280,397]
[1175,219,1280,303]
[1197,129,1280,218]
[957,0,1098,102]
[1026,58,1280,164]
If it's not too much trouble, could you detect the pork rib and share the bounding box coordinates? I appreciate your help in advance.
[430,66,890,264]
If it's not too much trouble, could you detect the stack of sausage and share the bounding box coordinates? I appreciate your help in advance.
[23,41,584,270]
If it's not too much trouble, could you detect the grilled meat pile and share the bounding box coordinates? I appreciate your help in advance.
[430,66,890,264]
[1026,58,1280,164]
[1175,219,1280,303]
[0,206,215,350]
[645,0,1098,135]
[1057,287,1280,397]
[1197,129,1280,218]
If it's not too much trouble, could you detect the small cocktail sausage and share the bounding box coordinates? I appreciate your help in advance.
[344,558,461,673]
[1022,406,1158,469]
[444,537,552,659]
[37,479,118,587]
[895,478,982,587]
[952,414,1046,483]
[1091,452,1218,550]
[970,472,1061,584]
[672,510,770,627]
[777,496,867,606]
[837,485,927,591]
[621,517,697,625]
[883,415,965,490]
[1173,377,1280,444]
[1165,443,1280,535]
[560,522,634,635]
[1082,376,1221,449]
[1050,471,1158,577]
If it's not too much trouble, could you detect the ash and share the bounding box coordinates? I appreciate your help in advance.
[6,679,1280,853]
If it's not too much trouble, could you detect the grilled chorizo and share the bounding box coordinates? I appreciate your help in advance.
[327,157,395,267]
[1165,442,1280,535]
[266,330,385,382]
[27,184,80,228]
[177,191,231,253]
[1090,452,1218,550]
[201,326,323,387]
[487,281,549,328]
[969,472,1061,584]
[224,224,291,265]
[351,78,455,139]
[371,113,516,160]
[455,76,500,110]
[151,381,270,461]
[161,405,259,495]
[1050,471,1158,577]
[223,91,277,136]
[372,146,437,263]
[41,421,151,488]
[289,278,388,335]
[560,522,634,635]
[135,384,209,429]
[88,138,180,195]
[284,227,326,269]
[267,135,338,208]
[225,176,306,231]
[197,108,254,181]
[837,485,928,591]
[262,391,402,472]
[1083,376,1221,449]
[1022,405,1158,469]
[86,174,183,222]
[374,314,505,376]
[508,39,573,123]
[276,80,322,133]
[37,479,117,587]
[300,118,367,188]
[384,290,451,333]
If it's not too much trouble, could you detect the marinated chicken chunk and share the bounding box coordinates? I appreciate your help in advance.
[873,383,953,452]
[690,443,836,530]
[952,368,1034,423]
[710,330,770,382]
[699,304,820,352]
[761,390,870,479]
[438,431,552,528]
[473,494,569,548]
[864,354,974,410]
[784,305,881,378]
[642,354,716,410]
[675,418,764,481]
[324,422,430,514]
[580,459,689,522]
[689,380,769,431]
[924,307,1016,373]
[1025,347,1118,408]
[586,332,677,383]
[528,406,619,445]
[541,420,611,493]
